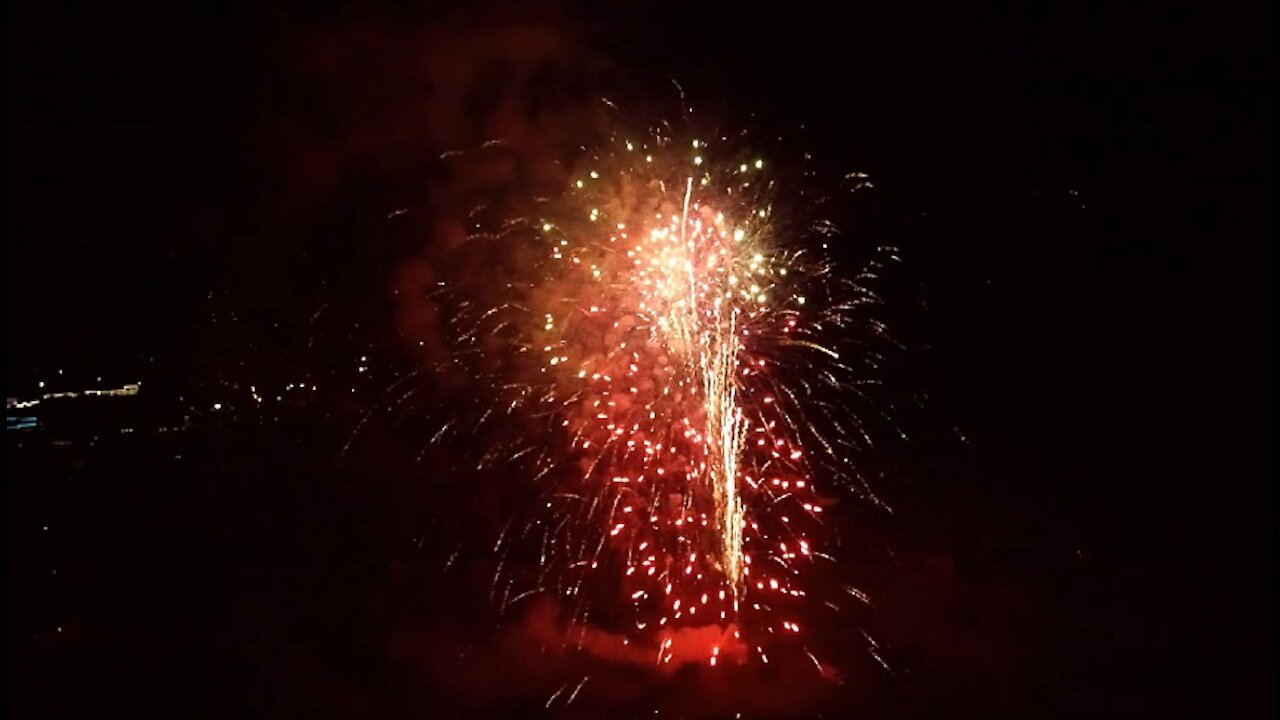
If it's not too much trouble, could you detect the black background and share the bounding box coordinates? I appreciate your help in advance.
[7,1,1272,717]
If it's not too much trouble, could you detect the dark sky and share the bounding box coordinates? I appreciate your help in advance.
[8,1,1272,380]
[7,1,249,384]
[7,0,1273,717]
[8,1,1272,381]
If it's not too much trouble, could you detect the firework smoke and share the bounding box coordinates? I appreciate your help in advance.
[435,108,899,669]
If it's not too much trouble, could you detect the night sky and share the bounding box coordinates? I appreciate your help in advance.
[7,1,1273,718]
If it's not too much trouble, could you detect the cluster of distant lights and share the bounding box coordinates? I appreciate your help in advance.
[15,355,379,418]
[11,360,368,418]
[9,382,141,410]
[14,356,390,648]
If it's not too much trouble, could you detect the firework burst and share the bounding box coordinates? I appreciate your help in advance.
[435,111,899,668]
